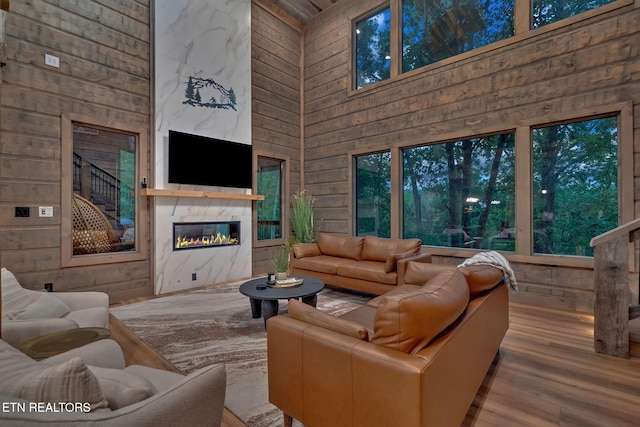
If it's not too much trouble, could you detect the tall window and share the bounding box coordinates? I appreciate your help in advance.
[403,133,516,250]
[62,113,147,267]
[532,0,616,28]
[355,7,391,89]
[402,0,514,73]
[72,125,137,255]
[355,152,391,237]
[532,117,618,256]
[257,157,284,241]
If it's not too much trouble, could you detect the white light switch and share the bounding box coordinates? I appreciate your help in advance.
[39,206,53,217]
[45,54,59,68]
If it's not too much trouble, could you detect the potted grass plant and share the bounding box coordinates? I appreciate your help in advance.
[291,190,316,243]
[273,246,290,280]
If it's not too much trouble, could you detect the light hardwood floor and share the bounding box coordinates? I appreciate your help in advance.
[110,293,640,427]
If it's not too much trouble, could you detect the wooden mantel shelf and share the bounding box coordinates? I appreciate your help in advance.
[141,188,264,201]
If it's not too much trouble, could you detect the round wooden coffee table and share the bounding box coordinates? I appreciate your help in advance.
[239,276,324,328]
[19,327,111,360]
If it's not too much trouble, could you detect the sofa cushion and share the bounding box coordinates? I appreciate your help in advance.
[89,366,158,410]
[336,261,397,286]
[288,299,369,340]
[0,340,108,411]
[1,268,32,316]
[362,236,421,263]
[458,265,505,298]
[317,233,365,261]
[371,270,470,355]
[293,243,321,258]
[293,255,356,275]
[7,292,71,320]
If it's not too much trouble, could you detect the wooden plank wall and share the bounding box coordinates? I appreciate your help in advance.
[251,2,302,275]
[301,0,640,312]
[0,0,152,301]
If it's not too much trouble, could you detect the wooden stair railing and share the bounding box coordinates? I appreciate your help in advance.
[590,218,640,358]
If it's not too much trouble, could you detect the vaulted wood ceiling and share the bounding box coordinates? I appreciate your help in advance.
[256,0,341,26]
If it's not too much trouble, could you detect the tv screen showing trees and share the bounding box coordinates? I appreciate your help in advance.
[168,130,253,189]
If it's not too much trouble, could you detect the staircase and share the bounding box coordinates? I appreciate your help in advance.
[73,152,121,224]
[590,218,640,358]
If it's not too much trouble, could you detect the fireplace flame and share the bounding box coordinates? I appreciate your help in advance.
[175,233,239,249]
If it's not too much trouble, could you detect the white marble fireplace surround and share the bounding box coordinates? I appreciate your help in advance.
[154,0,252,294]
[154,196,251,295]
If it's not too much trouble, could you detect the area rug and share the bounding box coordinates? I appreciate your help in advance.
[110,280,371,427]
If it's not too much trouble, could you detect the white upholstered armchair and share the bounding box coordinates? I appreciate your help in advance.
[0,338,227,426]
[1,268,109,347]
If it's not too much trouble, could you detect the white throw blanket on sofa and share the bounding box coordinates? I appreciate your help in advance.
[458,251,518,291]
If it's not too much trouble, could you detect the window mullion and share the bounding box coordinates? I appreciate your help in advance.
[515,127,533,256]
[515,0,531,34]
[390,0,401,79]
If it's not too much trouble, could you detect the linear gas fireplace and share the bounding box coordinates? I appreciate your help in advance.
[173,221,240,251]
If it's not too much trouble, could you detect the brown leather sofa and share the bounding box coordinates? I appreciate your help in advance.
[290,233,432,295]
[267,262,508,427]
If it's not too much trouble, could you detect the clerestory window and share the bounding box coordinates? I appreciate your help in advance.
[531,0,616,29]
[402,0,514,73]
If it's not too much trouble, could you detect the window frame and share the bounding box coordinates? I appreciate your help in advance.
[352,2,394,91]
[61,112,148,267]
[517,103,634,266]
[353,150,393,237]
[253,151,289,248]
[351,102,632,269]
[529,115,620,257]
[349,0,631,94]
[400,132,517,251]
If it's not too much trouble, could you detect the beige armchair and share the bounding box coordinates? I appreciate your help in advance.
[1,268,109,347]
[0,338,227,426]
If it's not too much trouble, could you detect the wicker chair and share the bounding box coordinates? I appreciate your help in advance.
[72,194,120,255]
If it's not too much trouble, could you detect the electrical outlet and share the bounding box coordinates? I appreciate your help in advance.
[15,207,30,217]
[192,273,197,281]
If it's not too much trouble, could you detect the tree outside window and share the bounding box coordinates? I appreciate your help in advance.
[402,0,514,73]
[402,133,516,250]
[257,157,284,241]
[532,117,618,256]
[532,0,616,29]
[355,152,391,237]
[355,7,391,89]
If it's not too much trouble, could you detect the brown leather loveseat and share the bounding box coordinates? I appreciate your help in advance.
[290,232,431,295]
[267,262,508,427]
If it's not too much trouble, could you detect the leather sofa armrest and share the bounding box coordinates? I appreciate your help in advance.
[397,252,432,286]
[291,243,321,259]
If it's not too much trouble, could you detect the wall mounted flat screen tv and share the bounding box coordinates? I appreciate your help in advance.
[168,130,253,189]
